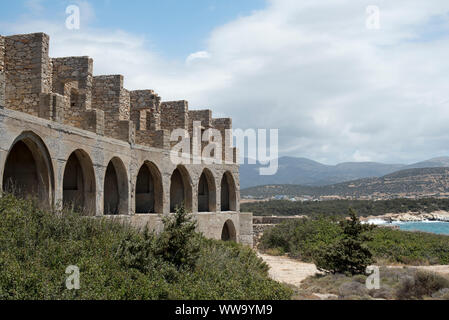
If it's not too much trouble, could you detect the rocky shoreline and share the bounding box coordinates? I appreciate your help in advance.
[361,210,449,223]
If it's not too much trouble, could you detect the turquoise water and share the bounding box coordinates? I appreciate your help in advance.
[392,221,449,235]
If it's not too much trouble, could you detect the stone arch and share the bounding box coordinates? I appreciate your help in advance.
[221,171,237,212]
[62,149,96,215]
[170,165,192,212]
[104,157,129,215]
[135,161,163,214]
[221,219,237,242]
[198,168,216,212]
[2,131,54,207]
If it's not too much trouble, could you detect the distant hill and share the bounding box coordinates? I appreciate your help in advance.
[239,156,449,189]
[241,167,449,199]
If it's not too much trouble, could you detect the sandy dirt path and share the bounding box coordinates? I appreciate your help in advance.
[408,265,449,275]
[259,253,449,288]
[258,253,320,287]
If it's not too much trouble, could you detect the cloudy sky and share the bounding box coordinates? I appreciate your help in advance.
[2,0,449,165]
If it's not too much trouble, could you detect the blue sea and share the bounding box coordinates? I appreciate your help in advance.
[391,221,449,235]
[365,219,449,235]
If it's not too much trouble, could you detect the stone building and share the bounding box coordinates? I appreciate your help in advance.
[0,32,252,247]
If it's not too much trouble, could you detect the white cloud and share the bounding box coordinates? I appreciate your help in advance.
[186,51,211,65]
[3,0,449,164]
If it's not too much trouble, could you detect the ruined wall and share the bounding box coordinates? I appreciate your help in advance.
[0,31,249,246]
[130,90,168,148]
[51,57,94,129]
[160,100,189,131]
[160,101,189,148]
[0,31,237,159]
[92,75,134,141]
[213,118,235,163]
[4,33,51,116]
[189,110,212,157]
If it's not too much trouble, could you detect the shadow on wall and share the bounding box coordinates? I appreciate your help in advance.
[221,219,237,242]
[1,131,239,219]
[2,131,54,208]
[135,161,163,214]
[221,171,237,212]
[104,157,129,215]
[62,149,96,215]
[170,165,192,213]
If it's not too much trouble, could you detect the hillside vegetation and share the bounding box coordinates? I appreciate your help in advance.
[0,194,291,300]
[242,198,449,217]
[259,216,449,265]
[241,167,449,199]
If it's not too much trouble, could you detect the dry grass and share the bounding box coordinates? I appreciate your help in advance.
[293,267,449,300]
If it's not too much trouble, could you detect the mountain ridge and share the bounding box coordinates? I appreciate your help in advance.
[241,167,449,199]
[240,156,449,189]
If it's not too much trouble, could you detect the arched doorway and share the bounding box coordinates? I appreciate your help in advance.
[62,150,96,214]
[2,132,54,207]
[221,220,237,242]
[135,161,163,214]
[198,169,216,212]
[104,157,128,215]
[221,171,236,212]
[170,166,192,212]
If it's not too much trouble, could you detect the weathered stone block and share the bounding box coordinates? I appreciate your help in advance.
[39,93,65,122]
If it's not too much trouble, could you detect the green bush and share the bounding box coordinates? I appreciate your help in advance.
[259,209,449,266]
[314,209,374,275]
[259,216,341,262]
[368,227,449,265]
[0,194,292,300]
[242,198,449,218]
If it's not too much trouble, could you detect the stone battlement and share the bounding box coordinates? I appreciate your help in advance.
[0,32,235,156]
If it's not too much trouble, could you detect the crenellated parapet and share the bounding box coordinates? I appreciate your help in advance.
[92,75,134,142]
[0,32,236,162]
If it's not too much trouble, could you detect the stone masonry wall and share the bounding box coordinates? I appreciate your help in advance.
[213,118,235,163]
[51,56,99,132]
[130,90,167,148]
[130,90,160,130]
[189,109,212,157]
[160,100,189,148]
[4,33,52,116]
[0,32,237,161]
[160,100,189,131]
[92,75,134,141]
[0,31,250,246]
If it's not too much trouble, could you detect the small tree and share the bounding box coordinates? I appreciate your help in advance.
[315,209,374,275]
[116,205,201,274]
[155,205,201,270]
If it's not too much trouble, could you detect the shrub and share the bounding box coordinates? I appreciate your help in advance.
[259,209,449,266]
[338,281,369,299]
[395,271,449,300]
[313,209,374,275]
[155,206,200,270]
[0,194,291,300]
[259,216,341,262]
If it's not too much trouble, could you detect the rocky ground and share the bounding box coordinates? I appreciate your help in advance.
[258,252,449,300]
[361,210,449,222]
